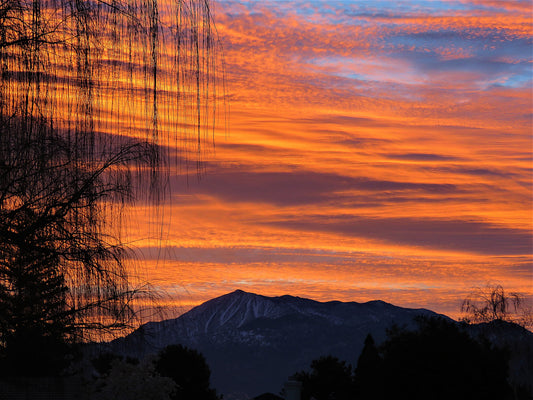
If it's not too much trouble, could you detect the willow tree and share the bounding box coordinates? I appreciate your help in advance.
[461,284,532,330]
[0,0,223,374]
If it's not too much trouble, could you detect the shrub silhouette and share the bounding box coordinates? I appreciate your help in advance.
[154,344,219,400]
[293,355,355,400]
[94,358,176,400]
[356,317,513,400]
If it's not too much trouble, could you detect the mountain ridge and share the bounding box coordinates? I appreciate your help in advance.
[149,289,438,325]
[109,290,454,397]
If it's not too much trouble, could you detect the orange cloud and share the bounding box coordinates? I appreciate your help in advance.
[113,0,533,319]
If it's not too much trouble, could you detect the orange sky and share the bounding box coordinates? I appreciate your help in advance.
[126,0,532,320]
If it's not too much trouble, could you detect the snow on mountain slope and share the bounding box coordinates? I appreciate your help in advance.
[119,290,440,349]
[105,290,533,399]
[109,290,446,397]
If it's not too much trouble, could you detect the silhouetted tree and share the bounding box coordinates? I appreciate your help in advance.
[94,358,176,400]
[91,352,139,377]
[154,344,220,400]
[0,0,223,376]
[293,355,355,400]
[354,334,381,399]
[0,220,71,376]
[461,284,532,329]
[291,318,522,400]
[376,316,513,400]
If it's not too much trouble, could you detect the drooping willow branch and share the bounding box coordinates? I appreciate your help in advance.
[0,0,224,344]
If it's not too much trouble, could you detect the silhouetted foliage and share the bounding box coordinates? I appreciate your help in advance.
[0,130,156,376]
[292,316,519,400]
[353,334,381,399]
[0,217,72,376]
[293,355,355,400]
[91,352,139,377]
[154,344,220,400]
[94,357,176,400]
[0,0,223,377]
[461,284,532,330]
[355,316,513,400]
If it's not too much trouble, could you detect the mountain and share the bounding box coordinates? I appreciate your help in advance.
[109,290,448,398]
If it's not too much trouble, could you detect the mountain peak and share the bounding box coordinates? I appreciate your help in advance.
[110,291,532,398]
[224,288,262,300]
[109,292,478,397]
[228,289,249,296]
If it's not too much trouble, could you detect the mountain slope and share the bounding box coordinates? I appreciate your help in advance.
[110,290,447,398]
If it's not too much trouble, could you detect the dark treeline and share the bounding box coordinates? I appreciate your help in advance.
[91,344,221,400]
[0,342,222,399]
[292,316,532,400]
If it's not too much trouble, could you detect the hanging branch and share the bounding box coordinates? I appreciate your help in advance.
[0,0,225,354]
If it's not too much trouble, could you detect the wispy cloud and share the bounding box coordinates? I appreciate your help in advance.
[122,0,533,317]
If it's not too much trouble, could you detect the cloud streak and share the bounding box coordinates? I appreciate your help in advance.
[262,215,532,256]
[118,0,533,318]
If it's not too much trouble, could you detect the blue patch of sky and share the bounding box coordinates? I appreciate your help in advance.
[389,26,498,45]
[221,0,517,33]
[222,1,469,22]
[229,0,482,15]
[259,0,471,13]
[491,37,533,59]
[223,0,512,17]
[387,29,530,59]
[499,73,532,89]
[387,32,462,50]
[338,0,469,14]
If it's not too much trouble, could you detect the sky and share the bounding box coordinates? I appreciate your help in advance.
[130,0,532,320]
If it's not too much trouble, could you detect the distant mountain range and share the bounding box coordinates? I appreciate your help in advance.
[108,290,533,400]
